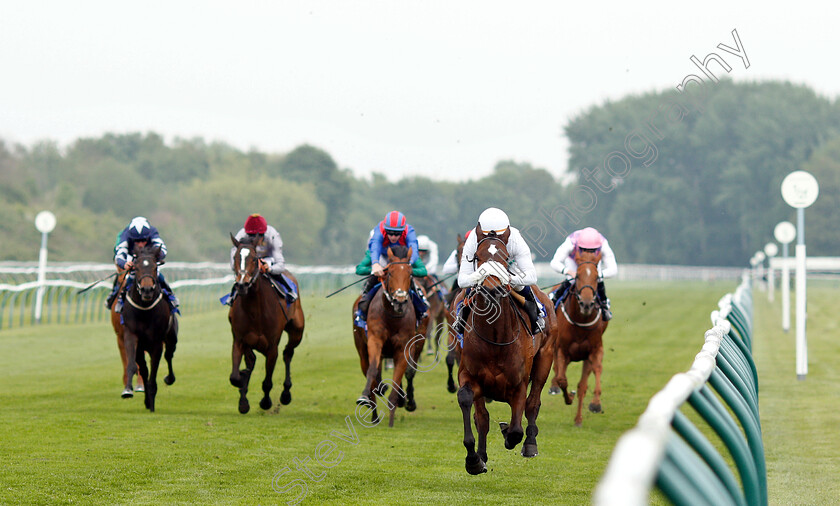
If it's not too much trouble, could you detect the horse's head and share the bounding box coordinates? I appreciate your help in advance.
[573,248,602,317]
[472,227,512,302]
[382,245,413,316]
[132,244,161,302]
[231,233,261,295]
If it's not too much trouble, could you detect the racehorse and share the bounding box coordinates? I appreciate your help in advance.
[109,269,144,397]
[420,273,446,357]
[455,228,557,474]
[443,232,467,393]
[229,234,306,414]
[352,245,427,427]
[120,244,178,412]
[549,248,609,427]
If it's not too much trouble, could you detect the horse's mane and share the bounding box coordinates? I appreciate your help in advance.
[388,244,409,260]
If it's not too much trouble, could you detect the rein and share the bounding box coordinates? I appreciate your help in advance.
[464,286,526,347]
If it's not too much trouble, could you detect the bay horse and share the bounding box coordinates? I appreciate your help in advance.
[420,273,446,357]
[229,234,305,414]
[120,244,178,412]
[549,248,609,427]
[456,228,557,474]
[352,245,427,427]
[109,269,144,397]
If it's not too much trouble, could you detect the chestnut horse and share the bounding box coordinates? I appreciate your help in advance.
[352,245,427,427]
[550,248,609,427]
[229,234,305,414]
[120,244,178,412]
[456,228,556,474]
[109,269,145,397]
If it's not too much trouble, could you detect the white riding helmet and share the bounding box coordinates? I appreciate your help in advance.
[417,234,431,251]
[478,207,510,234]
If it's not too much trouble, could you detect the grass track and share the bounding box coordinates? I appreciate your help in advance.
[1,280,834,504]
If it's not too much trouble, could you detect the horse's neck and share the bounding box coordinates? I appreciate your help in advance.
[472,293,518,336]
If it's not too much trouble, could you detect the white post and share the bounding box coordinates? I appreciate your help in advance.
[33,211,57,324]
[781,243,790,332]
[764,242,778,303]
[795,209,807,379]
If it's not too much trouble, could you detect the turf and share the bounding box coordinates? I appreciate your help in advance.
[1,280,829,505]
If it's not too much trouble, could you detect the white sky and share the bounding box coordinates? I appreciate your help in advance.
[1,1,837,182]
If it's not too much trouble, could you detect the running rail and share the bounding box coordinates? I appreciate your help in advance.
[594,273,766,506]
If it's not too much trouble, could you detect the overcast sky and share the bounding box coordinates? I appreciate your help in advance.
[1,1,837,182]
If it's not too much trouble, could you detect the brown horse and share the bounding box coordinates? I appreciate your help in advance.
[550,248,609,427]
[443,232,467,393]
[229,234,306,414]
[420,274,446,356]
[455,229,557,474]
[120,244,178,412]
[109,269,145,397]
[352,245,427,427]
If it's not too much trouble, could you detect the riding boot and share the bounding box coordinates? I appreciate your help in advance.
[114,289,126,313]
[549,279,572,304]
[105,277,120,309]
[158,273,179,308]
[452,301,471,335]
[356,276,377,321]
[597,279,612,321]
[412,279,430,320]
[275,273,298,303]
[519,286,545,335]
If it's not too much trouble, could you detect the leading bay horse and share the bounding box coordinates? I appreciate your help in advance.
[229,234,305,414]
[120,244,178,412]
[550,248,609,427]
[352,245,428,427]
[456,228,557,474]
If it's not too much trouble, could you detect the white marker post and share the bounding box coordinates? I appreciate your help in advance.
[774,221,796,333]
[34,211,57,323]
[781,171,819,380]
[764,243,778,302]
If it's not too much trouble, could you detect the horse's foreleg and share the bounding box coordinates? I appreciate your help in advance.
[474,397,490,465]
[386,354,411,427]
[522,347,554,457]
[229,338,244,388]
[358,338,383,407]
[457,383,486,475]
[122,333,139,399]
[575,360,593,427]
[163,316,177,386]
[503,384,527,450]
[588,347,604,415]
[552,350,574,405]
[145,343,163,413]
[259,346,278,411]
[280,327,303,406]
[135,345,151,410]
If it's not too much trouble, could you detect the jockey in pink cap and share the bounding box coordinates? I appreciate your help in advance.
[548,227,617,320]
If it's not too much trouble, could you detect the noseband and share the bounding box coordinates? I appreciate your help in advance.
[382,261,411,315]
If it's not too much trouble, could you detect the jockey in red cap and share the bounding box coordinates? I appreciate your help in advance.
[227,214,297,304]
[548,227,617,320]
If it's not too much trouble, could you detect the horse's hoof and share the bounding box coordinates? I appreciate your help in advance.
[280,390,292,405]
[229,377,240,388]
[465,455,487,475]
[504,430,523,450]
[549,386,560,395]
[259,397,272,410]
[447,379,457,394]
[239,400,250,414]
[574,420,582,428]
[163,375,175,386]
[589,403,602,414]
[135,385,145,393]
[499,422,509,436]
[121,388,134,399]
[426,349,434,356]
[375,384,389,396]
[521,443,539,458]
[405,399,417,412]
[356,395,372,406]
[396,396,406,408]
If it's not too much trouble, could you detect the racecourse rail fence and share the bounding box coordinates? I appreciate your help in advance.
[594,273,766,505]
[0,261,745,330]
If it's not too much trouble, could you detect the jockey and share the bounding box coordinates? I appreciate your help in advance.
[416,235,439,275]
[105,216,178,312]
[548,226,617,321]
[355,210,428,323]
[453,207,545,335]
[229,214,297,303]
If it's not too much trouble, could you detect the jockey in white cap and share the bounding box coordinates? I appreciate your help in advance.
[549,226,617,320]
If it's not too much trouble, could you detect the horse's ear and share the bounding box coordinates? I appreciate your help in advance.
[387,247,396,261]
[475,223,486,240]
[230,233,240,248]
[500,228,511,243]
[457,233,463,243]
[407,247,413,260]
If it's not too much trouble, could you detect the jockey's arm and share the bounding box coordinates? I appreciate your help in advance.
[355,250,373,275]
[457,232,479,287]
[599,240,618,279]
[441,249,458,275]
[263,226,286,274]
[411,258,427,278]
[506,229,538,287]
[549,237,574,274]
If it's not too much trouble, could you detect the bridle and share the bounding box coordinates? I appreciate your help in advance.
[126,253,164,310]
[233,244,260,293]
[381,260,412,316]
[560,260,601,327]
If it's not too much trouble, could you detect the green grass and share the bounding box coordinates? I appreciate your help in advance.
[1,280,827,505]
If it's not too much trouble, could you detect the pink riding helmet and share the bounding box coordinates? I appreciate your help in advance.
[576,227,603,249]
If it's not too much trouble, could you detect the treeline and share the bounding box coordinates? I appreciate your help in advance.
[1,80,838,266]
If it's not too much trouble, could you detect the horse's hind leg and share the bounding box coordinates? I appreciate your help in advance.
[474,397,490,465]
[575,361,593,427]
[457,383,486,475]
[551,350,574,405]
[122,333,139,399]
[503,384,527,450]
[280,326,303,406]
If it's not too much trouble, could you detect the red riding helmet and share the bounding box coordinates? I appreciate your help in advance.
[244,214,268,234]
[382,211,407,232]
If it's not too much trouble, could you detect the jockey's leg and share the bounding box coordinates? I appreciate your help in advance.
[597,279,612,321]
[356,276,378,320]
[105,275,120,309]
[412,279,430,320]
[158,272,179,308]
[115,273,134,313]
[269,273,297,303]
[548,279,572,303]
[451,288,471,335]
[517,285,545,335]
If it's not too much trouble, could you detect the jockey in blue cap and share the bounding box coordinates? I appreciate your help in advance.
[354,211,428,324]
